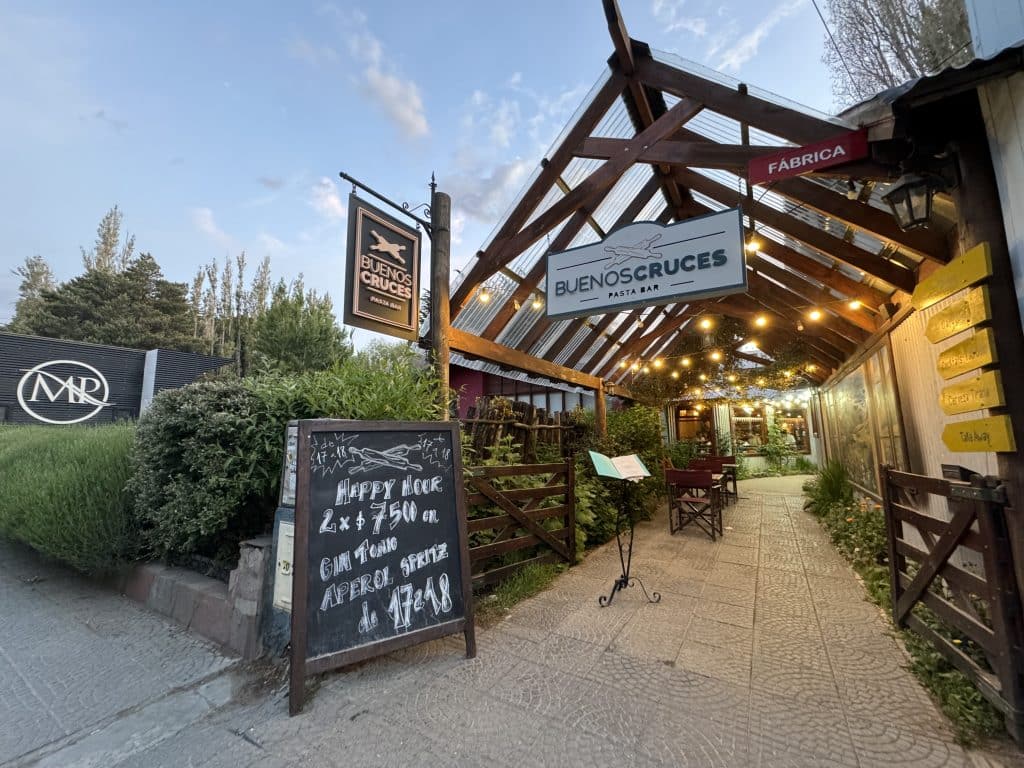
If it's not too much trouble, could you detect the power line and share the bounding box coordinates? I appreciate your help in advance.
[811,0,856,85]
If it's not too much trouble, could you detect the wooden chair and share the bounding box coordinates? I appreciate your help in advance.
[717,455,739,505]
[687,456,738,505]
[666,468,723,540]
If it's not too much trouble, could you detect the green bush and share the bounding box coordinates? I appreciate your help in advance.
[595,405,666,518]
[803,458,854,515]
[0,424,136,572]
[129,342,444,564]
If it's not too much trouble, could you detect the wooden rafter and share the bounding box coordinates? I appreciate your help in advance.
[489,97,703,282]
[569,307,644,371]
[449,328,600,390]
[596,303,693,378]
[576,137,792,172]
[747,253,877,333]
[734,290,854,358]
[745,272,866,348]
[451,71,628,315]
[673,167,917,292]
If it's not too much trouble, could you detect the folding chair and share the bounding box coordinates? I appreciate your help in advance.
[686,458,730,505]
[666,468,723,540]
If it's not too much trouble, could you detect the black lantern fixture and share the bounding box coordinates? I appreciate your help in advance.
[881,172,947,231]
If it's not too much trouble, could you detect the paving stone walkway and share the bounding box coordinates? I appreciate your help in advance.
[4,482,1023,767]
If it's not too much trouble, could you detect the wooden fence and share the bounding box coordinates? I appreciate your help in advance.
[882,466,1024,742]
[462,397,587,463]
[465,461,575,587]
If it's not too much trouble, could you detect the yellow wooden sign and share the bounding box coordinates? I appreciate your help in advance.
[911,242,992,311]
[936,328,997,380]
[939,370,1005,415]
[941,415,1016,453]
[925,287,991,344]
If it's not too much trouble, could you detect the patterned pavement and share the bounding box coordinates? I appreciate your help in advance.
[4,482,1022,767]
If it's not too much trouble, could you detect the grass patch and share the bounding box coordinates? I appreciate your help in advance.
[474,563,565,627]
[0,424,137,572]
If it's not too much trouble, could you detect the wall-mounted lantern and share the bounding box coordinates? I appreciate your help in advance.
[881,172,948,231]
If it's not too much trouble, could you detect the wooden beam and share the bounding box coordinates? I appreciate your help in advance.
[603,0,634,75]
[560,313,619,368]
[596,304,690,377]
[571,307,644,371]
[584,307,661,375]
[747,253,878,334]
[576,137,793,170]
[449,327,601,390]
[738,288,855,359]
[633,55,848,146]
[745,272,865,348]
[769,177,950,264]
[451,72,627,315]
[674,167,917,292]
[480,209,590,340]
[755,236,889,307]
[718,294,846,366]
[491,97,704,275]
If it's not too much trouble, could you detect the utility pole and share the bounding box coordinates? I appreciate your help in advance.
[430,180,452,420]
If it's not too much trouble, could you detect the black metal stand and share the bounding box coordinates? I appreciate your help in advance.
[599,485,661,607]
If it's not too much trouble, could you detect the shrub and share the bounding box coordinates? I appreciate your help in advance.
[0,424,136,572]
[129,342,444,564]
[595,405,666,518]
[803,458,854,515]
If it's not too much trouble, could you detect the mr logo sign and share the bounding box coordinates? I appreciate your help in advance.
[16,359,114,424]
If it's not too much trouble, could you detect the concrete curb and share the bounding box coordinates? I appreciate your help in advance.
[104,536,272,659]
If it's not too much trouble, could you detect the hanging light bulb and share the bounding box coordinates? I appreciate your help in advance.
[727,374,737,383]
[848,299,862,310]
[699,373,707,381]
[754,315,768,328]
[478,287,492,303]
[694,403,703,411]
[653,358,664,369]
[710,351,722,362]
[631,362,641,372]
[699,318,713,330]
[808,308,823,322]
[531,295,544,310]
[681,357,692,367]
[757,377,766,386]
[745,239,761,253]
[619,360,628,369]
[807,364,817,372]
[749,339,759,348]
[671,371,679,379]
[797,321,805,332]
[642,365,650,374]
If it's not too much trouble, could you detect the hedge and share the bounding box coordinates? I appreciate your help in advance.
[0,424,137,572]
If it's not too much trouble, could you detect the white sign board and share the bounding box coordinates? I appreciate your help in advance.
[546,208,746,319]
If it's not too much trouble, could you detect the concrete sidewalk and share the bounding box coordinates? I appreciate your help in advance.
[3,487,1022,767]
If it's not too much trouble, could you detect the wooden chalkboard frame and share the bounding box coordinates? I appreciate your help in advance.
[289,419,476,715]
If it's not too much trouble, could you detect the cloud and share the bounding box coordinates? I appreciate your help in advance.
[257,232,290,253]
[257,176,285,190]
[310,177,347,221]
[716,0,806,72]
[362,67,429,138]
[443,158,532,223]
[490,99,520,149]
[652,0,708,37]
[192,207,234,249]
[287,35,338,67]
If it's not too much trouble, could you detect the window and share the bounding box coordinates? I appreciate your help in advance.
[731,405,766,455]
[776,407,811,454]
[675,403,713,452]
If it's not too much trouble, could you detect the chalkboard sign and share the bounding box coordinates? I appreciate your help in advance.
[289,420,475,714]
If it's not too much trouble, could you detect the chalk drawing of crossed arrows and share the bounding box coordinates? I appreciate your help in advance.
[349,445,423,473]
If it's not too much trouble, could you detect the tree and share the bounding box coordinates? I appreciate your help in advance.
[81,205,135,273]
[250,279,352,373]
[6,255,56,334]
[823,0,973,106]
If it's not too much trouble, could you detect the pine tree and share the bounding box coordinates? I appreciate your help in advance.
[6,255,57,334]
[81,205,136,272]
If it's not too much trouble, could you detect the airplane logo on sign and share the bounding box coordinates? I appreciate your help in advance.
[16,359,115,424]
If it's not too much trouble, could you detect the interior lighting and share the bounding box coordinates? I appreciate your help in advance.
[848,299,862,310]
[808,308,823,322]
[681,357,692,367]
[699,318,713,330]
[754,315,768,328]
[710,351,723,362]
[694,404,703,411]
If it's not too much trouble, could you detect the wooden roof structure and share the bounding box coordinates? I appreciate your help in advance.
[446,1,953,397]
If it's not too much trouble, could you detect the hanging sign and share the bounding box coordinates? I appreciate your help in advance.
[911,242,992,311]
[546,208,745,320]
[941,415,1016,453]
[936,328,997,380]
[747,129,868,185]
[344,195,421,341]
[289,420,474,715]
[925,287,991,344]
[939,370,1006,416]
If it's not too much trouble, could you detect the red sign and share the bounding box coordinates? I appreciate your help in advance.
[748,129,868,185]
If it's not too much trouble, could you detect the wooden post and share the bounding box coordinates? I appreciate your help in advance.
[430,190,452,420]
[952,99,1024,627]
[595,380,607,438]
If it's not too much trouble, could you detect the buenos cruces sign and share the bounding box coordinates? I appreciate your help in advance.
[344,195,421,341]
[545,208,745,319]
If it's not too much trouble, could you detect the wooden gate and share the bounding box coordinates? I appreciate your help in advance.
[465,461,575,587]
[882,466,1024,741]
